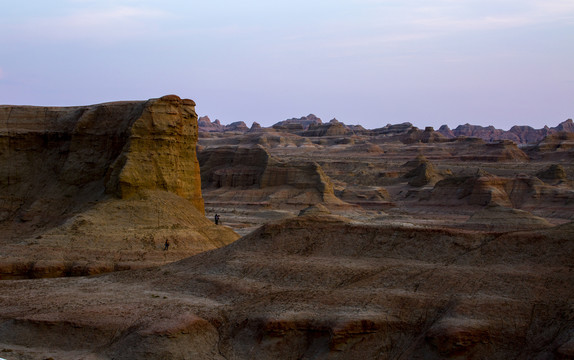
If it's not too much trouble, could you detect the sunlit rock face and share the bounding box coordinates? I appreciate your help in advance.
[0,94,204,220]
[0,96,241,278]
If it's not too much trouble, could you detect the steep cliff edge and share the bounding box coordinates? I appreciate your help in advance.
[0,95,238,278]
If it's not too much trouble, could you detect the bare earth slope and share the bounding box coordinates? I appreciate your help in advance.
[0,214,572,359]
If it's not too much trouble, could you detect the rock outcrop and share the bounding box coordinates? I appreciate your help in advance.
[536,164,568,184]
[424,172,574,214]
[1,95,203,213]
[527,132,574,160]
[400,127,449,144]
[198,145,343,207]
[370,122,414,136]
[457,139,530,162]
[198,116,225,132]
[302,119,352,137]
[437,119,574,144]
[198,116,249,133]
[404,160,442,187]
[272,114,322,131]
[199,145,271,188]
[0,95,239,277]
[225,121,249,132]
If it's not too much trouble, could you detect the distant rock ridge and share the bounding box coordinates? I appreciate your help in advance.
[272,114,323,131]
[198,116,225,132]
[198,116,248,133]
[198,145,343,206]
[303,118,353,137]
[199,114,574,144]
[437,119,574,144]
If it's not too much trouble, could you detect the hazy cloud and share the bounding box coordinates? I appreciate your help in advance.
[4,5,171,43]
[409,0,574,31]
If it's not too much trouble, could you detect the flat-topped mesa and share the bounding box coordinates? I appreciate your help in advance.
[0,95,204,217]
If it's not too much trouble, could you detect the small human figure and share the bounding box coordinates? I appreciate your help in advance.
[214,213,220,225]
[163,239,169,251]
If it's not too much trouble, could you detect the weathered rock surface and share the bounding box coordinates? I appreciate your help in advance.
[0,215,572,359]
[272,114,322,131]
[199,145,344,207]
[303,119,353,137]
[527,132,574,161]
[403,157,444,187]
[199,145,271,188]
[400,127,449,144]
[537,164,568,184]
[0,95,238,278]
[202,115,574,145]
[463,204,554,231]
[198,116,225,132]
[436,119,574,144]
[198,116,248,133]
[429,173,532,207]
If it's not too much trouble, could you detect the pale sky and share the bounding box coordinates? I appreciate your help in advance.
[0,0,573,130]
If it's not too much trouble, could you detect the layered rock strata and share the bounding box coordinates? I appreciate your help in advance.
[0,95,238,278]
[1,95,203,214]
[199,145,342,206]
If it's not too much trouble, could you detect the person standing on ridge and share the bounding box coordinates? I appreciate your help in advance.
[214,213,220,225]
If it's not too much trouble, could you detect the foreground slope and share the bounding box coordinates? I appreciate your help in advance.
[0,214,572,359]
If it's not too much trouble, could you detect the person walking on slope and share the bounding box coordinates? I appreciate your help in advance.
[163,239,169,251]
[215,213,220,225]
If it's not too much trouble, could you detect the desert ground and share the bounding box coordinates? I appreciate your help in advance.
[0,96,573,359]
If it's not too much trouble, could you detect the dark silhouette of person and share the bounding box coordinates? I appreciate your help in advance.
[164,239,169,251]
[215,213,220,225]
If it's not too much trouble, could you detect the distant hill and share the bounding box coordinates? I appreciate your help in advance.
[199,114,574,144]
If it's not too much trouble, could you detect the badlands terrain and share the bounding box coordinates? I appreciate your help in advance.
[0,95,573,359]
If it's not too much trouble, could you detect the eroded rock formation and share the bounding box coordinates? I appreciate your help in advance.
[198,145,342,207]
[272,114,322,131]
[0,95,238,278]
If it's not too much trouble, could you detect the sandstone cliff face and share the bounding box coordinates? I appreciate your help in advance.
[106,95,204,211]
[527,132,574,161]
[198,145,342,206]
[0,95,238,278]
[198,145,270,188]
[1,95,203,217]
[426,172,574,211]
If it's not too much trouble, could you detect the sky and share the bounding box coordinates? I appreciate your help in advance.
[0,0,573,130]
